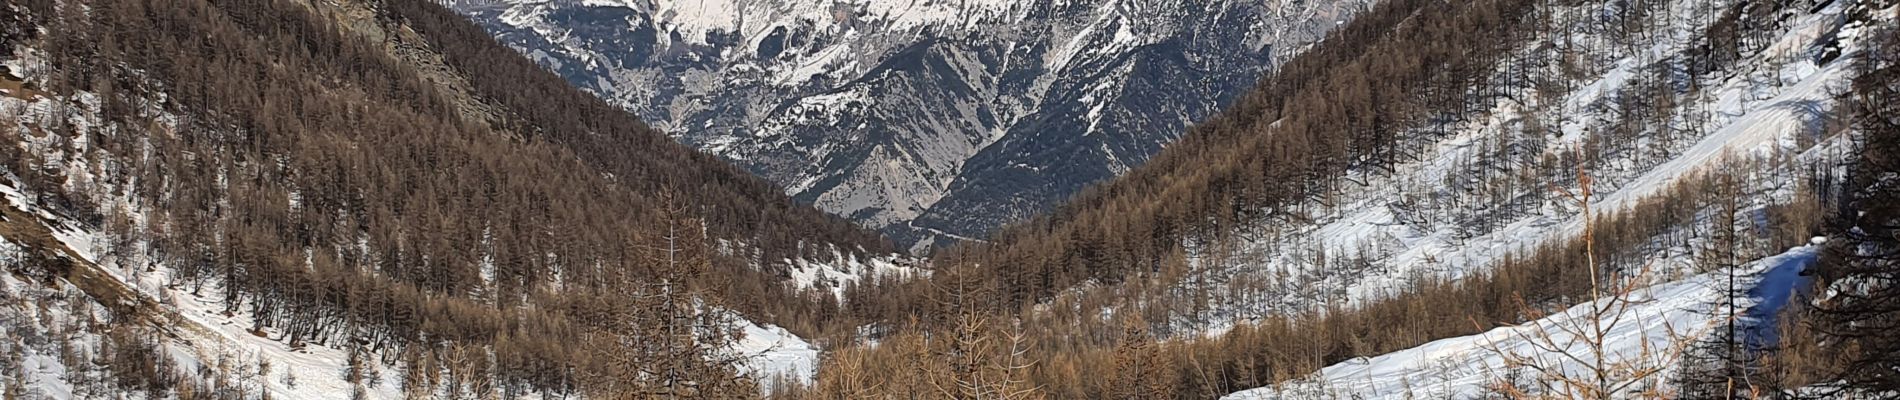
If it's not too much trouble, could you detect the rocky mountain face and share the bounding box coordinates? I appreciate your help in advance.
[451,0,1367,251]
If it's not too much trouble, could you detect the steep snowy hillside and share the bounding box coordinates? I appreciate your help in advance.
[0,215,825,400]
[1168,0,1869,335]
[0,60,826,400]
[0,0,910,395]
[1194,0,1881,396]
[452,0,1368,250]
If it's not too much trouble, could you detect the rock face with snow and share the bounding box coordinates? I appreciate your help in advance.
[450,0,1366,250]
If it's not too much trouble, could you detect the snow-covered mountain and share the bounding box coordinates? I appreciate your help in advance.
[1191,0,1884,396]
[0,0,910,395]
[6,0,1889,394]
[1164,0,1868,333]
[450,0,1367,250]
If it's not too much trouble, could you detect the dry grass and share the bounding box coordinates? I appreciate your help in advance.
[0,71,43,100]
[0,197,173,334]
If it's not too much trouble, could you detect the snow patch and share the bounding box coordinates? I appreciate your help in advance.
[1226,245,1822,399]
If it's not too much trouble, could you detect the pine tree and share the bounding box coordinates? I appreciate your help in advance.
[1110,324,1176,399]
[1814,12,1900,395]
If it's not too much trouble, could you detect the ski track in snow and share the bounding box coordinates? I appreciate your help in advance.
[733,321,821,392]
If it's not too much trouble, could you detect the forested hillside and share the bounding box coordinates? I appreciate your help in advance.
[804,0,1900,397]
[1,0,1896,396]
[0,0,904,396]
[1815,13,1900,395]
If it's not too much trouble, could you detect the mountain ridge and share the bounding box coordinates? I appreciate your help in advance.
[453,0,1367,251]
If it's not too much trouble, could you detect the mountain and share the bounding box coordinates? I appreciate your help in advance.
[450,0,1367,251]
[810,0,1899,396]
[0,0,908,396]
[4,0,1897,397]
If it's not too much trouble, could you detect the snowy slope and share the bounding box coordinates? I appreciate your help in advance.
[1163,0,1869,336]
[454,0,1369,250]
[2,175,827,399]
[1210,0,1886,397]
[732,321,821,392]
[0,51,829,398]
[784,247,925,299]
[1224,243,1823,400]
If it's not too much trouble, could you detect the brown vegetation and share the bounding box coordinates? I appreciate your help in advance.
[807,0,1860,396]
[798,161,1830,398]
[2,0,1885,396]
[0,0,896,394]
[1812,7,1900,395]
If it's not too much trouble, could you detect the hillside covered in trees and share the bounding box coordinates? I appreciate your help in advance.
[0,0,904,396]
[0,0,1897,397]
[806,0,1900,397]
